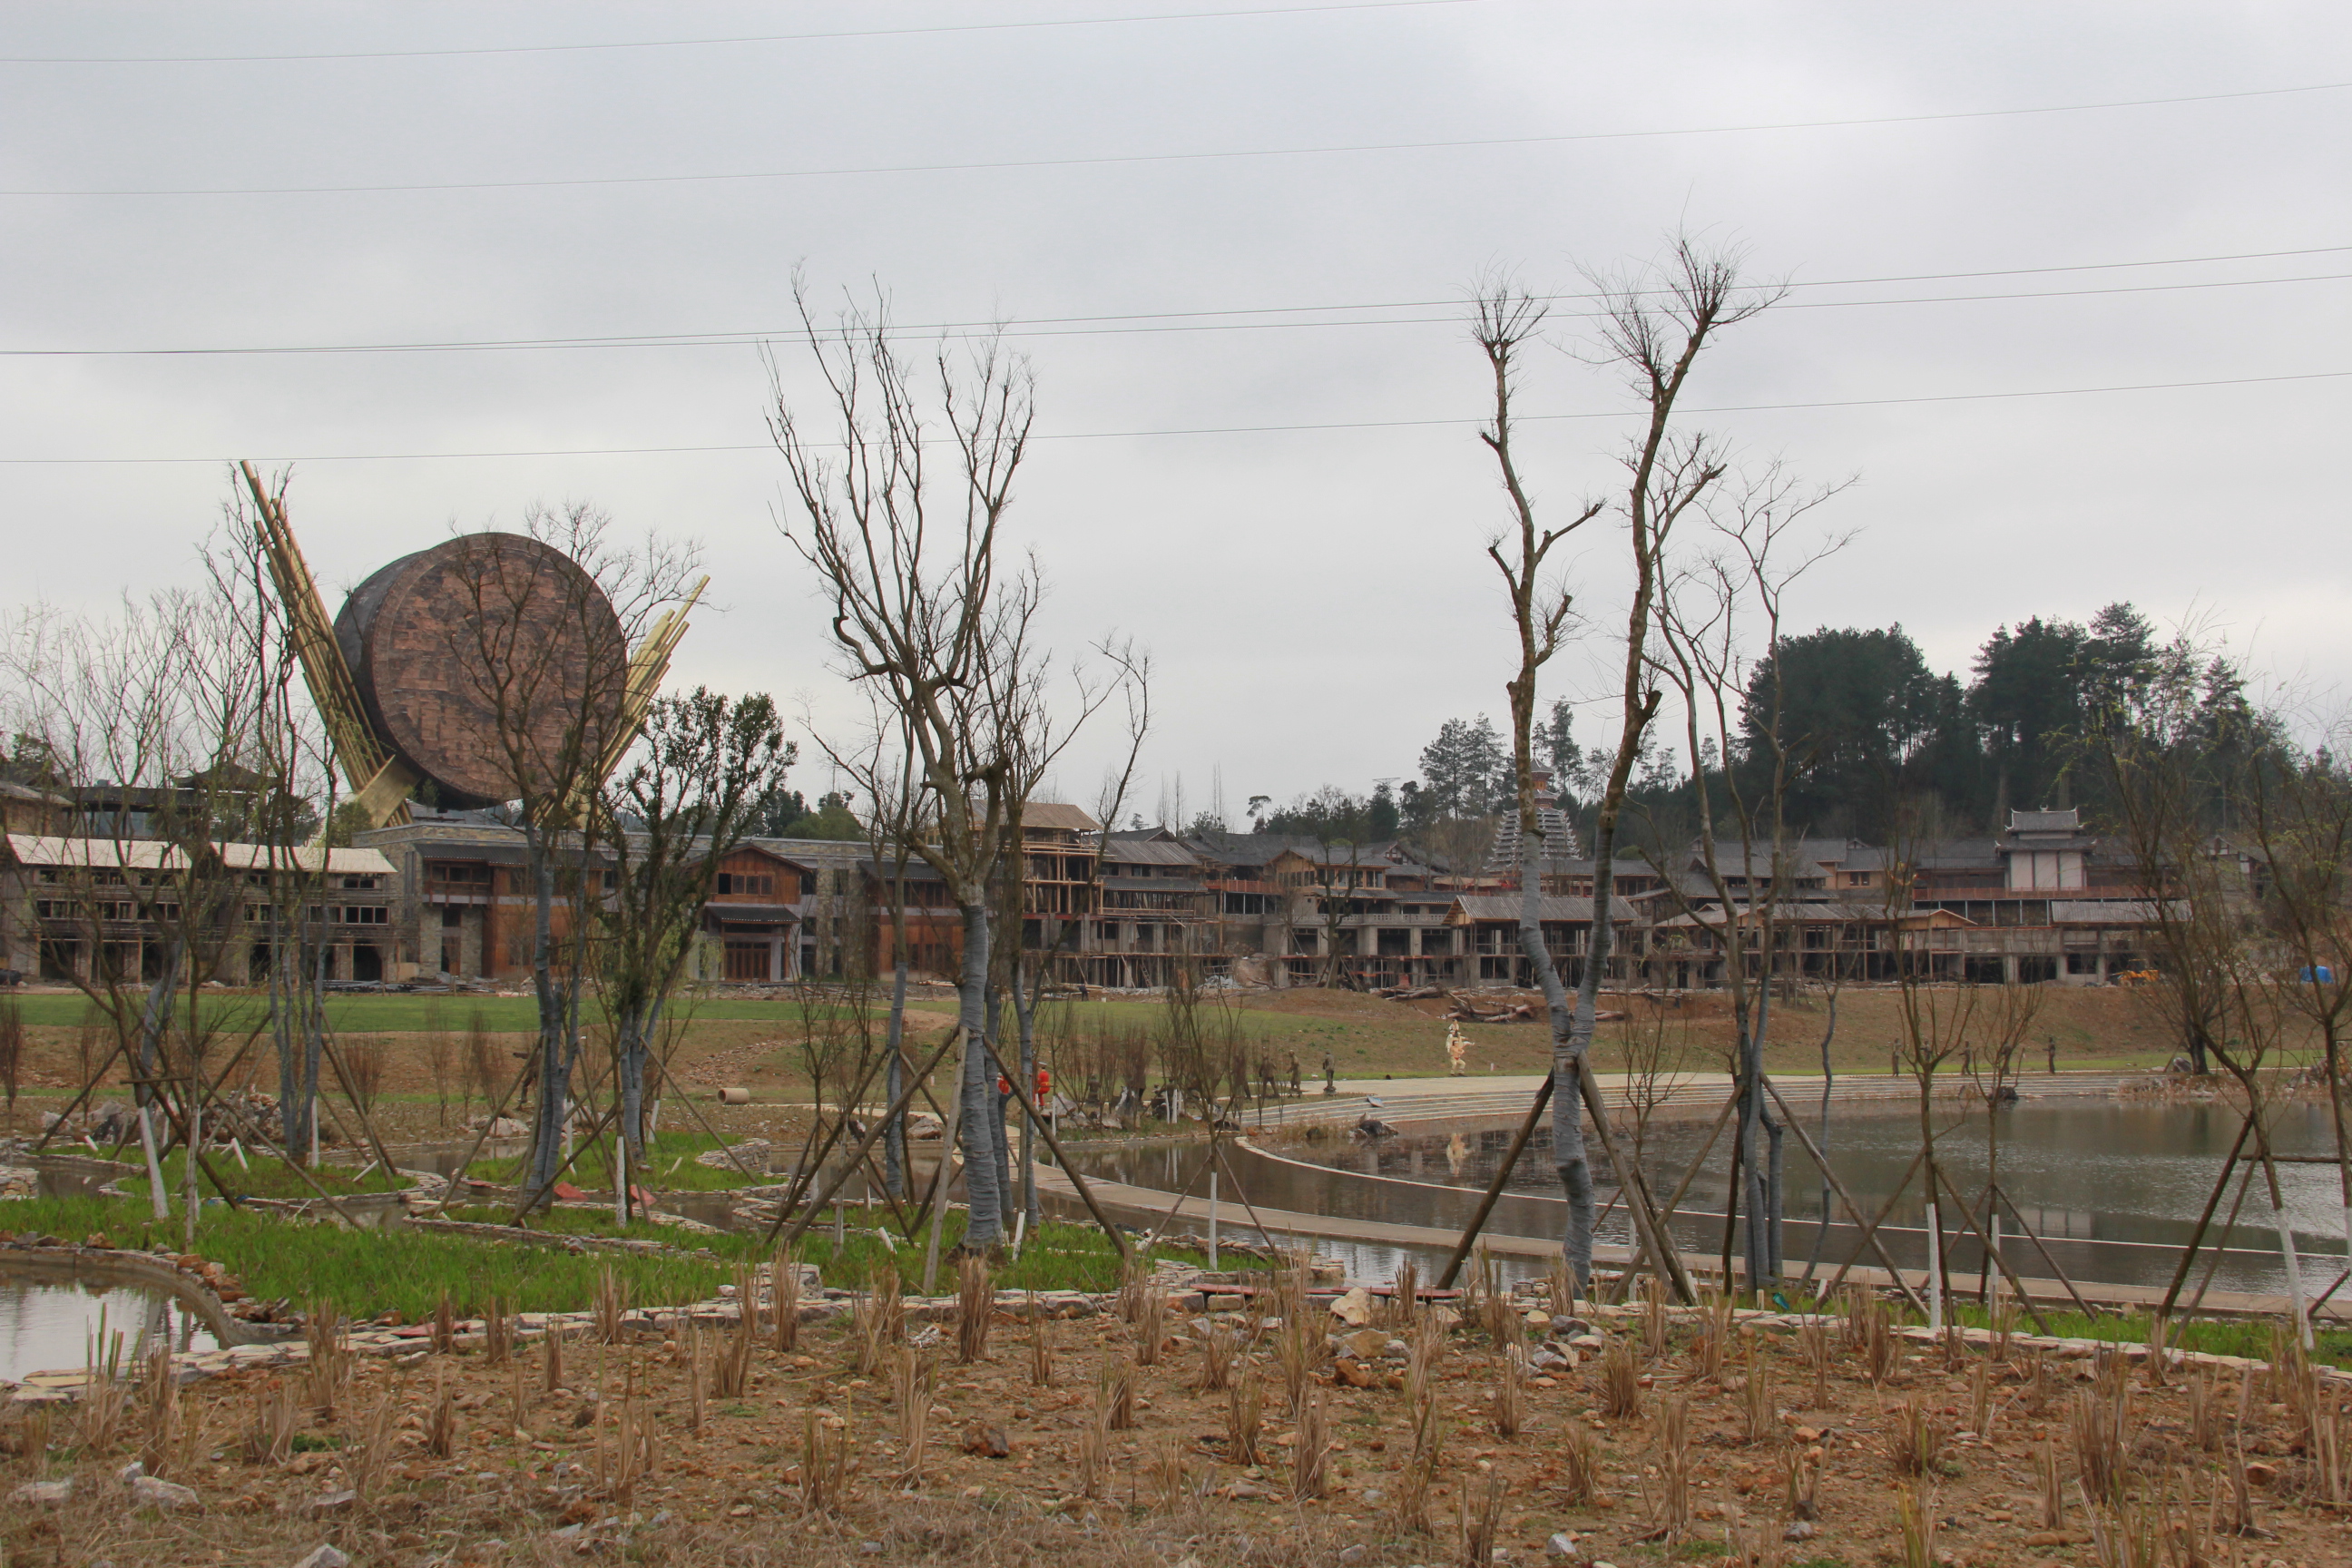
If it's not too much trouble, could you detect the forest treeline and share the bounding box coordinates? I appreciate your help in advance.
[1239,602,2272,859]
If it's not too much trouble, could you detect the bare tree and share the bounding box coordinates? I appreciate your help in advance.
[1643,466,1847,1295]
[2238,727,2352,1289]
[977,599,1144,1240]
[1456,238,1776,1297]
[3,548,294,1215]
[438,505,701,1204]
[771,279,1034,1251]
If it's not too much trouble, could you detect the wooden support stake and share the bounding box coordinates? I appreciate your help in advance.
[773,1030,967,1253]
[1932,1167,2053,1336]
[2157,1113,2255,1323]
[1820,1148,1926,1300]
[1988,1182,2101,1324]
[1763,1078,1928,1318]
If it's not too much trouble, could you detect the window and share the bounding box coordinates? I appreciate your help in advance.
[716,871,776,897]
[338,874,379,890]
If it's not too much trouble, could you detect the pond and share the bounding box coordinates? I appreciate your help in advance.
[1066,1096,2350,1298]
[0,1275,220,1385]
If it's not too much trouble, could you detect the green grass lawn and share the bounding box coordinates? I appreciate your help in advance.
[122,1147,408,1203]
[0,1194,740,1321]
[1,1179,1188,1322]
[464,1128,788,1193]
[1935,1298,2352,1370]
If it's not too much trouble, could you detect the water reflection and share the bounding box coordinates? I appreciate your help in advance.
[0,1278,219,1383]
[1066,1099,2349,1297]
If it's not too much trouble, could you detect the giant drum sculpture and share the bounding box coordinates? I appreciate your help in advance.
[333,534,627,808]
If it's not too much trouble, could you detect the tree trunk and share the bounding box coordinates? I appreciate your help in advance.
[526,843,573,1200]
[956,900,1002,1248]
[302,937,326,1165]
[615,999,658,1218]
[1514,808,1596,1289]
[1013,957,1040,1237]
[883,955,909,1200]
[271,914,305,1163]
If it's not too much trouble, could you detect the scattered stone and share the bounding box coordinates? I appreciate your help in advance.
[1338,1545,1369,1564]
[292,1547,351,1568]
[963,1423,1012,1458]
[1547,1532,1578,1558]
[1334,1357,1379,1389]
[1343,1328,1387,1359]
[8,1479,71,1505]
[303,1489,358,1514]
[114,1460,143,1482]
[1783,1520,1817,1543]
[2244,1461,2278,1487]
[1328,1287,1374,1327]
[128,1475,199,1511]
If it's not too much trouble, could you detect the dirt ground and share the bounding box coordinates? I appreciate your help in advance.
[10,1271,2352,1568]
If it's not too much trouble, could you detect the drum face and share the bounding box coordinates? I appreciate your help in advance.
[334,533,627,808]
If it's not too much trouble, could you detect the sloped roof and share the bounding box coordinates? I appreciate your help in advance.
[710,841,818,874]
[4,834,391,876]
[1448,895,1642,924]
[2048,899,2172,925]
[213,842,395,875]
[0,779,72,808]
[1020,801,1100,832]
[1102,839,1200,867]
[1651,898,1888,928]
[4,833,181,870]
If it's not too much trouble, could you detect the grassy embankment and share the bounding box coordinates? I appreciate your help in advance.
[1931,1297,2352,1370]
[2,1163,1197,1324]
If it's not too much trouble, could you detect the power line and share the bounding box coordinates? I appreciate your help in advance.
[9,80,2346,198]
[3,367,2340,465]
[0,1,1470,65]
[6,257,2345,359]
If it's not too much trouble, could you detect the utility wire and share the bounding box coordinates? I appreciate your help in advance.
[4,368,2341,466]
[8,80,2346,198]
[5,259,2345,359]
[0,1,1473,64]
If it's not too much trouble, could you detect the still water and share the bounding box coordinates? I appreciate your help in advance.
[0,1277,220,1384]
[1067,1099,2349,1297]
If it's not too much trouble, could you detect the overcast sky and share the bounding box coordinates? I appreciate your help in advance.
[3,3,2347,820]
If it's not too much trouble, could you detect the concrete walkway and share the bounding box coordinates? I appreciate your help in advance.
[1032,1160,2348,1322]
[1038,1068,2345,1323]
[1247,1068,2148,1129]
